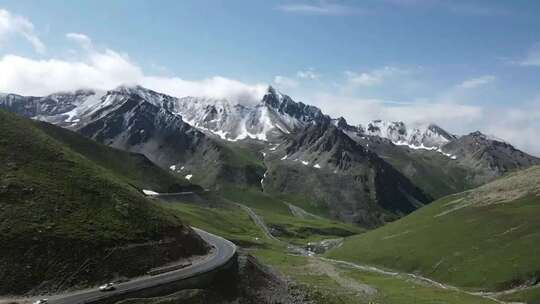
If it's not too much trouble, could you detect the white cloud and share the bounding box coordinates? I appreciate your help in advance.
[66,32,93,49]
[273,75,299,89]
[0,33,266,103]
[310,93,482,128]
[516,44,540,67]
[143,76,267,104]
[0,9,45,53]
[345,66,405,86]
[481,99,540,156]
[457,75,496,89]
[296,69,320,79]
[276,1,364,16]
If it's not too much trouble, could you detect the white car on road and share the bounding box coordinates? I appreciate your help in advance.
[98,282,115,292]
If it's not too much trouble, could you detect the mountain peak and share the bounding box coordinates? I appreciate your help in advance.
[468,131,506,143]
[266,85,277,94]
[110,84,151,94]
[363,120,454,149]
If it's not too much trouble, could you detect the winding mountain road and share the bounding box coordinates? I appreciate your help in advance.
[25,228,236,304]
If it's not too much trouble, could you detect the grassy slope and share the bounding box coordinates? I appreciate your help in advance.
[187,139,266,189]
[220,186,363,244]
[0,110,207,294]
[327,166,540,293]
[369,141,474,199]
[158,190,496,304]
[387,148,473,198]
[35,121,198,193]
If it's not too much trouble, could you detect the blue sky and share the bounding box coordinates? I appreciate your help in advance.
[1,0,540,154]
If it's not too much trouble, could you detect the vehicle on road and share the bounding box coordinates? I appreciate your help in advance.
[32,299,48,304]
[98,283,115,292]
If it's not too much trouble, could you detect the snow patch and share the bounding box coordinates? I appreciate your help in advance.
[260,171,268,188]
[313,164,321,169]
[301,161,309,166]
[395,141,458,160]
[63,108,78,122]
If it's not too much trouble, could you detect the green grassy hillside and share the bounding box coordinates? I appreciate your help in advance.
[0,110,208,294]
[156,188,499,304]
[35,120,199,193]
[327,166,540,294]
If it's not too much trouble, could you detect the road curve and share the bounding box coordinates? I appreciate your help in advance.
[29,228,236,304]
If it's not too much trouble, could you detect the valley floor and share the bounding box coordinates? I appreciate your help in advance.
[154,190,517,304]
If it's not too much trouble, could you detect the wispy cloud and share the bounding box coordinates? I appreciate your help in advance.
[457,75,496,89]
[0,9,45,53]
[515,43,540,67]
[66,32,93,50]
[276,1,365,16]
[273,75,299,89]
[297,68,320,80]
[345,66,406,87]
[309,93,483,128]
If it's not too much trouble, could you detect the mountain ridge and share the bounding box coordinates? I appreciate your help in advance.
[2,84,539,225]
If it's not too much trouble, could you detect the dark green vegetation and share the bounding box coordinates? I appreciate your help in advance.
[328,166,540,295]
[0,110,208,294]
[36,120,200,193]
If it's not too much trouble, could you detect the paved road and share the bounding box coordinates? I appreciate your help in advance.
[27,228,236,304]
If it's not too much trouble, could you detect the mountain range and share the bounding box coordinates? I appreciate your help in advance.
[2,85,539,227]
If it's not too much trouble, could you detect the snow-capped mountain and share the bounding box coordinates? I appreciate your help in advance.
[0,89,98,124]
[0,85,454,151]
[363,120,456,149]
[0,85,331,142]
[2,84,539,226]
[163,86,331,141]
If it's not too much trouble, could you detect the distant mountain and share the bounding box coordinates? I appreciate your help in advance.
[363,120,457,149]
[263,121,431,227]
[441,131,540,182]
[0,109,208,294]
[2,84,539,226]
[329,116,540,198]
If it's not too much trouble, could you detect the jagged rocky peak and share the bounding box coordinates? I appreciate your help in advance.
[262,86,328,124]
[467,130,507,143]
[331,116,363,134]
[332,116,349,128]
[45,89,97,102]
[362,120,455,149]
[103,85,177,108]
